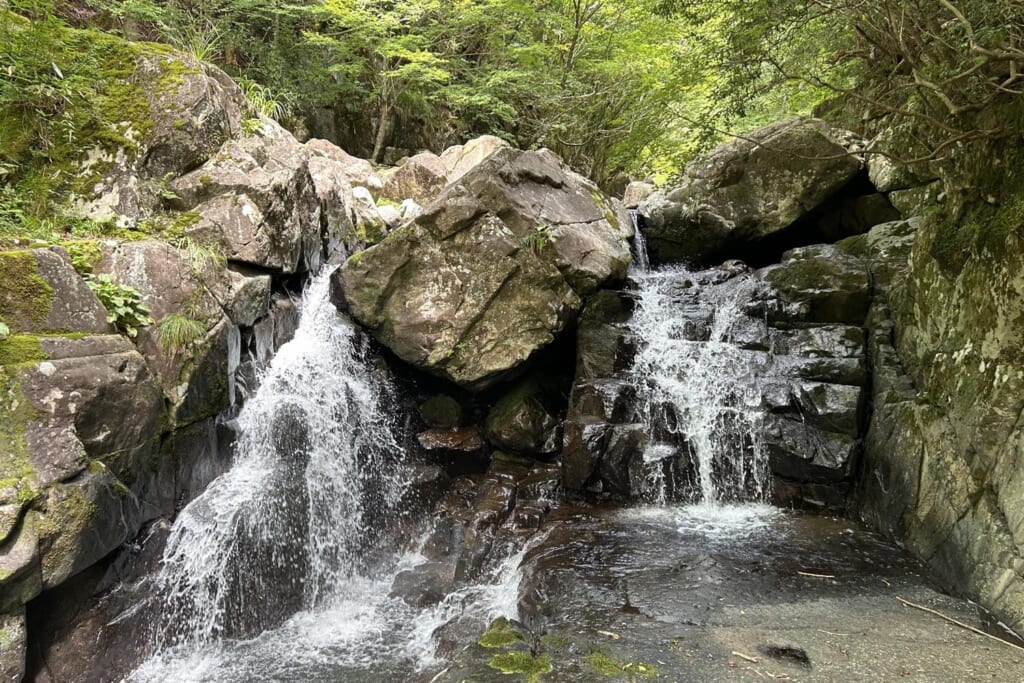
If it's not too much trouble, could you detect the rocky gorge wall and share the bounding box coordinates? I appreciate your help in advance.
[3,20,1024,680]
[856,146,1024,634]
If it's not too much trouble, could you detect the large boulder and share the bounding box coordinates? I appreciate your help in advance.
[95,240,269,424]
[169,119,388,272]
[380,151,449,206]
[0,248,111,336]
[73,52,243,226]
[857,187,1024,632]
[439,135,511,184]
[639,118,866,265]
[340,146,633,389]
[484,377,560,455]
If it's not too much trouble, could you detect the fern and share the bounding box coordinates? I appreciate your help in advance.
[158,313,207,352]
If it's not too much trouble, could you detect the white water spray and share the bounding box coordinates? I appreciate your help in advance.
[630,266,771,505]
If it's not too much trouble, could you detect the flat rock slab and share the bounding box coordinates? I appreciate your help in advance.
[440,506,1024,681]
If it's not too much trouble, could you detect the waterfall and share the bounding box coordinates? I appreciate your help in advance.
[127,269,528,681]
[629,265,771,506]
[627,208,650,273]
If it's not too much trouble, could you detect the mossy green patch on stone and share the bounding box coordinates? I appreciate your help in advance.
[0,335,47,366]
[0,367,39,506]
[835,234,868,257]
[0,251,54,332]
[479,617,523,649]
[36,483,99,575]
[60,240,104,274]
[1,15,196,230]
[488,652,552,681]
[586,650,660,679]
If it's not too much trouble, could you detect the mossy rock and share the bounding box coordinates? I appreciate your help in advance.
[763,245,870,324]
[0,249,110,335]
[0,368,40,508]
[2,13,242,236]
[478,617,523,649]
[420,394,464,429]
[0,251,54,332]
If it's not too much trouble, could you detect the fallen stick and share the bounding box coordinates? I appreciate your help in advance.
[896,596,1024,653]
[732,651,760,663]
[797,571,836,579]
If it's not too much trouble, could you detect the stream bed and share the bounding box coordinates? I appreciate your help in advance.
[440,503,1024,682]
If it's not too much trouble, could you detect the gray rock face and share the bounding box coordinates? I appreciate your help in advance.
[639,118,866,265]
[74,54,243,226]
[622,181,654,207]
[563,247,870,504]
[380,151,448,205]
[169,119,390,272]
[855,210,1024,634]
[0,608,25,683]
[0,248,111,335]
[341,146,632,389]
[96,240,268,423]
[15,337,165,588]
[484,377,560,455]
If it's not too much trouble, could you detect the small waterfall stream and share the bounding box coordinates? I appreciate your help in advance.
[630,267,771,506]
[627,216,772,515]
[127,269,525,682]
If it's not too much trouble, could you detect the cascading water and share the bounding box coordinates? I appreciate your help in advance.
[627,214,773,510]
[126,269,526,681]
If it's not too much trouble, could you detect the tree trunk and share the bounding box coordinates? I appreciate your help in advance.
[371,97,391,163]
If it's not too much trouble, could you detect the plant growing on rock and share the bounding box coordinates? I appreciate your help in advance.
[85,274,152,337]
[157,313,206,352]
[521,223,554,254]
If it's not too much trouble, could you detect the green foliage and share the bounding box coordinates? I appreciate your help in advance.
[521,224,553,254]
[157,312,206,352]
[172,236,225,273]
[85,273,152,337]
[62,240,104,274]
[0,321,8,340]
[238,78,290,122]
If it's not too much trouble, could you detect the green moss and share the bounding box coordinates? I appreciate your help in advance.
[355,219,388,246]
[835,234,868,257]
[199,175,213,186]
[61,240,104,274]
[0,368,39,506]
[1,15,197,233]
[586,650,660,679]
[137,210,201,239]
[0,251,54,332]
[0,335,47,366]
[479,617,523,649]
[36,483,98,566]
[488,652,552,681]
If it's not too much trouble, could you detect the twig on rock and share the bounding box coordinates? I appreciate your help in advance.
[896,596,1024,653]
